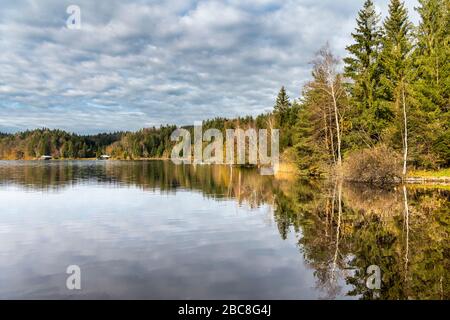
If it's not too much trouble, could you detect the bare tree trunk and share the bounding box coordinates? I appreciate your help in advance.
[331,180,342,279]
[331,85,342,169]
[323,112,330,153]
[325,200,329,237]
[227,165,233,197]
[238,170,241,201]
[324,111,336,166]
[402,84,408,177]
[331,180,337,223]
[327,107,336,166]
[403,185,409,283]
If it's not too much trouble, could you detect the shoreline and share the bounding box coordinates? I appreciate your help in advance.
[404,177,450,184]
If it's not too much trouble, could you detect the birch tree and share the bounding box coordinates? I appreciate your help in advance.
[311,45,347,170]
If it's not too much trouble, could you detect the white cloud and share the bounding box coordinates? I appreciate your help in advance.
[0,0,420,133]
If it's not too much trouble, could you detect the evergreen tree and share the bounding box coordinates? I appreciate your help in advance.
[78,142,88,158]
[344,0,382,110]
[414,0,448,111]
[344,0,384,144]
[379,0,413,175]
[434,1,450,167]
[274,86,291,126]
[294,86,332,175]
[411,0,450,167]
[66,140,74,158]
[37,136,50,156]
[379,0,413,105]
[273,86,293,150]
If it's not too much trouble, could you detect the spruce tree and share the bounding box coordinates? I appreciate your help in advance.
[379,0,413,104]
[274,86,291,125]
[411,0,450,167]
[437,0,450,166]
[414,0,448,111]
[274,86,292,149]
[294,85,331,175]
[344,0,385,146]
[379,0,413,175]
[344,0,382,111]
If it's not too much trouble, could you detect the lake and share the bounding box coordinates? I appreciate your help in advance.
[0,160,448,299]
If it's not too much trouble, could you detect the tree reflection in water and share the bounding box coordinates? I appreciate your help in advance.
[0,160,448,299]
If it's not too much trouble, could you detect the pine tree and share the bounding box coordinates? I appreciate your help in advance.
[78,142,88,158]
[411,0,450,167]
[414,0,448,111]
[273,86,292,150]
[379,0,413,175]
[274,86,291,125]
[436,0,450,166]
[37,136,50,156]
[379,0,413,103]
[344,0,384,144]
[344,0,382,110]
[294,84,332,175]
[66,140,74,158]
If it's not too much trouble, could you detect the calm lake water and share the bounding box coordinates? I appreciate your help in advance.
[0,160,448,299]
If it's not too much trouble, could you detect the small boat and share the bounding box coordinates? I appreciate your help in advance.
[98,155,111,160]
[40,155,52,160]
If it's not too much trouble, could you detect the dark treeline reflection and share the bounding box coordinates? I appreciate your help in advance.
[0,161,279,207]
[0,160,448,299]
[275,181,449,299]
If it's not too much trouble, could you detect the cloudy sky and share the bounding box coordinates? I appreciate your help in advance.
[0,0,419,134]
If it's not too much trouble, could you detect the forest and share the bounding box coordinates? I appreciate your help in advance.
[0,0,448,183]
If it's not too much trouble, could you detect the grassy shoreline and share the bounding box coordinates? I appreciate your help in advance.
[406,169,450,183]
[408,168,450,178]
[276,161,450,184]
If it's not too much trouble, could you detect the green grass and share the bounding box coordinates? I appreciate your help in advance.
[409,168,450,178]
[408,184,450,191]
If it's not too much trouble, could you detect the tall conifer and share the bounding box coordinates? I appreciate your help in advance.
[379,0,413,175]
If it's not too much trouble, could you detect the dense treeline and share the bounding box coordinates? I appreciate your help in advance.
[0,0,448,178]
[106,125,177,159]
[293,0,449,177]
[0,129,124,159]
[197,0,450,176]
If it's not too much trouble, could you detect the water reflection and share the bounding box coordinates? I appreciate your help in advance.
[0,161,278,207]
[288,181,450,299]
[0,160,448,299]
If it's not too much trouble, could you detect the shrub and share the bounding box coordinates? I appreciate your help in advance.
[343,145,402,185]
